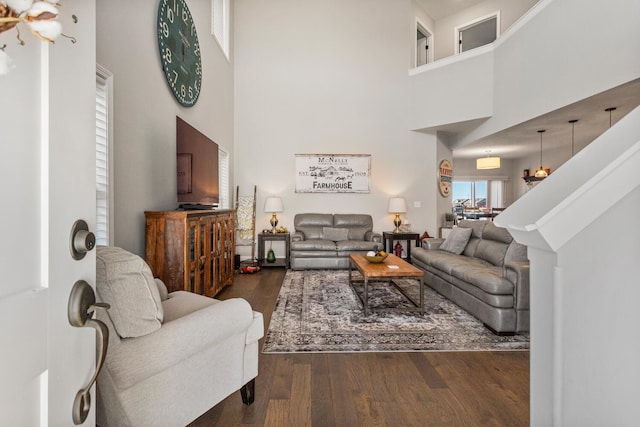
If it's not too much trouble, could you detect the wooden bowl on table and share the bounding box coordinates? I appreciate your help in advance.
[364,254,388,263]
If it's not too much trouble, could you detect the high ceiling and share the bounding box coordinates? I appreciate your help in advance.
[413,1,640,161]
[415,0,487,20]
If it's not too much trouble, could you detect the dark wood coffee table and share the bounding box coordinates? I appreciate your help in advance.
[348,253,424,316]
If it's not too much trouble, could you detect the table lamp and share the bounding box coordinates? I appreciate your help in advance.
[387,197,407,233]
[264,196,283,233]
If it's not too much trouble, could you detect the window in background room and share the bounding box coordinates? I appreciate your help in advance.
[456,12,499,53]
[218,148,229,208]
[96,65,114,245]
[452,180,488,209]
[212,0,230,60]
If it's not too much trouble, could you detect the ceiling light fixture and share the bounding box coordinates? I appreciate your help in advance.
[534,129,548,178]
[569,119,578,156]
[476,150,501,170]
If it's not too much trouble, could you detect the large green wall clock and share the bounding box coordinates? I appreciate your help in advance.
[157,0,202,107]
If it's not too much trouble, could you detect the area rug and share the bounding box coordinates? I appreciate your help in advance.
[262,270,529,353]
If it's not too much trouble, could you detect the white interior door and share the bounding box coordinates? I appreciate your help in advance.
[0,1,98,425]
[416,21,432,67]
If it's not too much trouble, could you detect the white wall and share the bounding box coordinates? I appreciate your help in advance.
[557,186,640,425]
[409,47,494,130]
[234,0,443,246]
[459,0,640,146]
[97,0,235,256]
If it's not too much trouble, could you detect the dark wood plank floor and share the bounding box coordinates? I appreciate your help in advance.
[191,268,529,427]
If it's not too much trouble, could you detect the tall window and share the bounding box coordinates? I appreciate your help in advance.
[96,65,113,245]
[218,148,229,208]
[211,0,230,60]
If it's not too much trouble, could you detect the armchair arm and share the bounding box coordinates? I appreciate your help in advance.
[422,238,444,250]
[291,231,305,242]
[106,298,255,389]
[504,261,530,310]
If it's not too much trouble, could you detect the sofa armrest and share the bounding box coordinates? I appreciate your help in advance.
[106,298,256,389]
[422,238,444,250]
[366,231,382,243]
[291,231,305,242]
[505,261,530,310]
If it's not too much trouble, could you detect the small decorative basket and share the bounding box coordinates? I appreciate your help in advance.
[364,254,388,263]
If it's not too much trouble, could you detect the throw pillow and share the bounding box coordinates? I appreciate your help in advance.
[323,227,349,241]
[439,227,472,255]
[96,246,164,338]
[348,227,368,241]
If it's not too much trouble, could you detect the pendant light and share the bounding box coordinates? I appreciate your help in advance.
[476,150,501,170]
[534,130,548,178]
[569,119,578,156]
[605,107,616,128]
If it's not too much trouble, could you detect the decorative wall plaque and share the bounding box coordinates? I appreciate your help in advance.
[438,159,452,197]
[295,154,371,193]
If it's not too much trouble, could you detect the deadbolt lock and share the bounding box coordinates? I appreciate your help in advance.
[70,219,96,260]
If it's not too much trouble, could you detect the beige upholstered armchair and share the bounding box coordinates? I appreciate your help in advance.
[95,246,263,427]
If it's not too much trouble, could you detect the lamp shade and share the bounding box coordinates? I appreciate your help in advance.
[534,168,548,178]
[476,156,501,169]
[387,197,407,214]
[264,196,283,213]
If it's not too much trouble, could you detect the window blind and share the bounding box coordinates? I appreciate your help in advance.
[96,69,111,245]
[211,0,230,59]
[218,148,229,209]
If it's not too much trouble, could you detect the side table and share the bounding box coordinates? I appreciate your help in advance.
[257,232,290,268]
[382,231,420,263]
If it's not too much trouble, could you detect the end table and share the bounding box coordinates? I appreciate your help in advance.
[382,231,420,263]
[257,232,290,268]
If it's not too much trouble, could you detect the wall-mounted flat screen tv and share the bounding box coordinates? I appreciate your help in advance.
[176,116,219,208]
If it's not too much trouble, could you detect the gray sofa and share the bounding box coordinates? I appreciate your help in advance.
[411,220,529,334]
[290,213,382,269]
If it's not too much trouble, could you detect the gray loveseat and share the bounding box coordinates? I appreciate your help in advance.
[411,220,529,334]
[290,213,382,269]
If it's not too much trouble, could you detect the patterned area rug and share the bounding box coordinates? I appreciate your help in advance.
[262,270,529,353]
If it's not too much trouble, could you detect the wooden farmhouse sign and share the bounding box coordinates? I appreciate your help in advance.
[295,154,371,193]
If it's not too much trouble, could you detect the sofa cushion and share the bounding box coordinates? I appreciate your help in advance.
[294,213,334,239]
[291,239,337,251]
[348,227,368,241]
[450,264,514,295]
[96,246,164,338]
[439,227,472,254]
[459,220,486,257]
[475,240,509,266]
[323,227,349,241]
[162,290,218,322]
[482,221,513,244]
[333,214,373,229]
[414,249,488,275]
[336,240,380,252]
[155,278,169,301]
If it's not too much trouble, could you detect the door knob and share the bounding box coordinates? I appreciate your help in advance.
[68,280,110,424]
[70,219,96,260]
